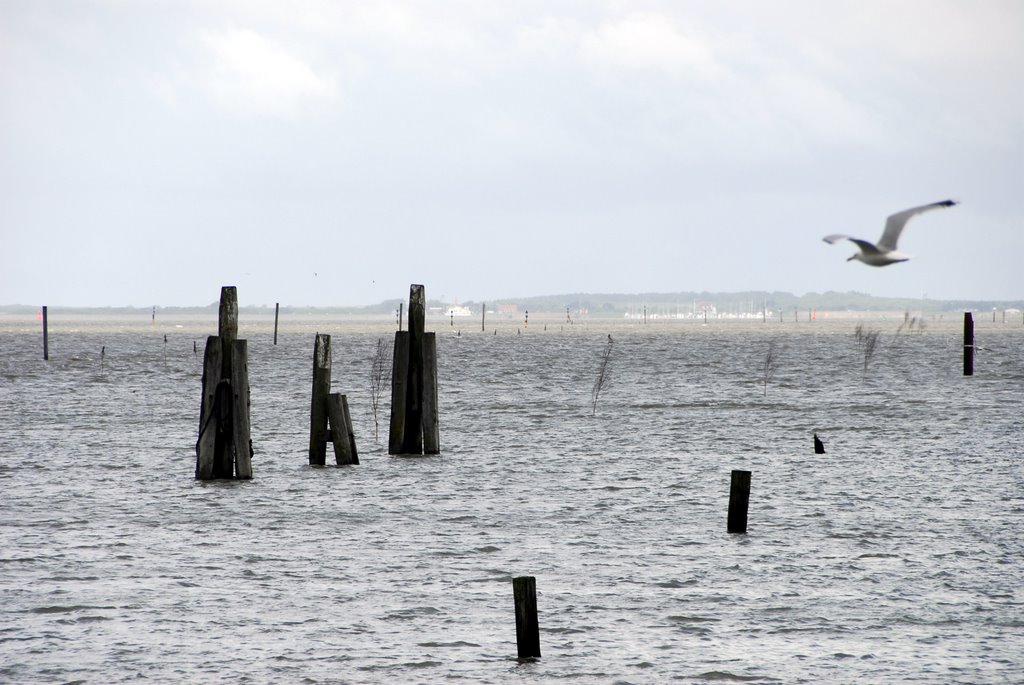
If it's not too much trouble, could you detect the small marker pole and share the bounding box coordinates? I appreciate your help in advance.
[512,576,541,658]
[727,470,751,534]
[963,312,975,376]
[274,303,280,345]
[42,306,49,360]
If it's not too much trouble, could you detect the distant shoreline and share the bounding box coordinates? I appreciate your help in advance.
[2,289,1021,317]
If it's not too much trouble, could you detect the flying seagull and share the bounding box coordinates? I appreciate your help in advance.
[823,199,958,266]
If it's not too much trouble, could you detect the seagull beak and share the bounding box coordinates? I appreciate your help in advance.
[846,255,856,262]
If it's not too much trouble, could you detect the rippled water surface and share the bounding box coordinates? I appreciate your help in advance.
[2,316,1022,683]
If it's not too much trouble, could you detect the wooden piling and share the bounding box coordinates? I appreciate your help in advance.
[727,470,751,534]
[219,286,238,380]
[389,284,440,455]
[402,285,426,455]
[195,286,254,480]
[42,306,48,360]
[196,336,223,480]
[274,303,280,345]
[963,312,975,376]
[341,394,359,465]
[230,339,253,479]
[310,333,332,465]
[482,303,486,332]
[422,332,440,454]
[388,331,410,454]
[513,576,541,659]
[326,393,355,465]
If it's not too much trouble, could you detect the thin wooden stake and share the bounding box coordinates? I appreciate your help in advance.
[963,312,975,376]
[512,576,541,659]
[274,302,280,345]
[42,306,48,361]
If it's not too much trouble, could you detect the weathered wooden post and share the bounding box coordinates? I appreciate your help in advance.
[42,306,48,360]
[195,286,253,480]
[482,303,486,333]
[308,333,358,466]
[727,470,751,534]
[512,576,541,659]
[274,303,280,345]
[963,312,975,376]
[310,333,332,465]
[389,284,440,455]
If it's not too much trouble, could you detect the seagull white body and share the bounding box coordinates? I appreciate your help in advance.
[823,199,958,266]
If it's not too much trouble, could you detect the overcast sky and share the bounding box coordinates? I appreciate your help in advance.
[2,1,1022,307]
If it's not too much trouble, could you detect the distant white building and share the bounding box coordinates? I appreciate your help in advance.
[445,305,473,317]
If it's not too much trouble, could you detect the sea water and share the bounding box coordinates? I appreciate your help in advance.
[1,315,1022,683]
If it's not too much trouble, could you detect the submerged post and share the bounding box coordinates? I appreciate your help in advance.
[42,306,49,360]
[727,470,751,534]
[963,312,975,376]
[512,576,541,659]
[274,303,280,345]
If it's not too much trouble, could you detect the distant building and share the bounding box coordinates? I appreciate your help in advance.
[445,305,472,317]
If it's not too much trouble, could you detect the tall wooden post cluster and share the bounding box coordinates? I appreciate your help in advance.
[389,284,440,455]
[308,333,359,466]
[195,286,253,480]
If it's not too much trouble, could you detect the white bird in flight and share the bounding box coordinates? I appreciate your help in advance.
[823,199,958,266]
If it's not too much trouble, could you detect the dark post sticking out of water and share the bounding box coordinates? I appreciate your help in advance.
[195,286,253,480]
[308,333,358,466]
[512,576,541,659]
[481,303,486,333]
[963,312,975,377]
[388,284,440,455]
[274,303,280,345]
[727,470,751,534]
[42,305,48,361]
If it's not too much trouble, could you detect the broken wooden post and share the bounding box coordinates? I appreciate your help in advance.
[308,333,359,466]
[195,286,253,480]
[389,284,440,455]
[274,303,280,345]
[326,393,357,465]
[963,312,975,376]
[512,576,541,659]
[42,306,48,361]
[727,470,751,534]
[309,333,332,465]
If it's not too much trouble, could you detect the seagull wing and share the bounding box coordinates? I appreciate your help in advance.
[823,234,852,244]
[823,235,882,255]
[877,199,958,252]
